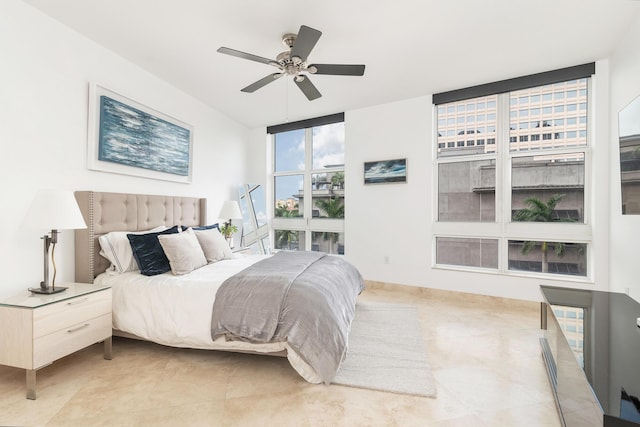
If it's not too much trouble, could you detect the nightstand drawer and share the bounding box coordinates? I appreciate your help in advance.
[33,289,112,338]
[33,313,111,368]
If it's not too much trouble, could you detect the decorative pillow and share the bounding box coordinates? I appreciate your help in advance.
[158,228,207,275]
[98,225,167,273]
[127,226,181,276]
[192,227,232,263]
[191,223,219,231]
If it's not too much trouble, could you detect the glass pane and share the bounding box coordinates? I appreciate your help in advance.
[551,304,585,368]
[510,79,588,152]
[436,237,498,268]
[260,237,271,254]
[508,240,587,276]
[311,172,344,219]
[436,95,498,157]
[619,95,640,214]
[511,154,584,223]
[311,231,344,254]
[438,160,496,221]
[312,122,345,169]
[250,185,267,227]
[274,129,305,172]
[239,193,254,234]
[274,230,305,251]
[274,175,302,218]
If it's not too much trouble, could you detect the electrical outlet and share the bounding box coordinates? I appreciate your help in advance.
[383,255,389,264]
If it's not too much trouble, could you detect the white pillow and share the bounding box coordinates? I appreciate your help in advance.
[158,228,207,275]
[192,227,232,263]
[99,225,167,274]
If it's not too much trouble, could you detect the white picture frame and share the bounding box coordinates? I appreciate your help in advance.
[87,82,194,183]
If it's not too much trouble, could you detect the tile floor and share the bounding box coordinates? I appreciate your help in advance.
[0,282,562,426]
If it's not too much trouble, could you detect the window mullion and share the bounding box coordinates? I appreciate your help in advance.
[303,127,313,250]
[497,92,511,272]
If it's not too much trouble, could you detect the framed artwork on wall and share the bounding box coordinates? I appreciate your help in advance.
[87,82,193,183]
[364,158,407,184]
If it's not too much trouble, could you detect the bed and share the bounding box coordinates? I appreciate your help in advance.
[73,191,364,384]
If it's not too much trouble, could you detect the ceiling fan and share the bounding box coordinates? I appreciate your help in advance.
[217,25,365,101]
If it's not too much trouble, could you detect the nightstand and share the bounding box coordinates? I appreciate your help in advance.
[0,282,112,399]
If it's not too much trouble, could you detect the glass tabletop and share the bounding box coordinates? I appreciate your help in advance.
[0,282,110,309]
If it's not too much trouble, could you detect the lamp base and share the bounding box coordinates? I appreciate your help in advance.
[28,286,68,295]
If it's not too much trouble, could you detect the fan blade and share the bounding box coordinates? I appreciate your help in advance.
[290,25,322,63]
[217,47,276,66]
[308,64,365,76]
[241,73,283,93]
[294,76,322,101]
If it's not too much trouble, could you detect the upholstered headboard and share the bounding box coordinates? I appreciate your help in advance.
[74,191,207,283]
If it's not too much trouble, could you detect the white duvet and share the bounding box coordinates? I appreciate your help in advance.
[95,254,322,383]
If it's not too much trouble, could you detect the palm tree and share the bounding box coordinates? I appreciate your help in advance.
[275,229,298,250]
[513,194,574,273]
[274,203,299,218]
[313,196,344,253]
[331,172,345,189]
[274,203,300,250]
[314,197,344,219]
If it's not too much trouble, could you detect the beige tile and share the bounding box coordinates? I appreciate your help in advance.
[473,400,563,427]
[0,282,561,427]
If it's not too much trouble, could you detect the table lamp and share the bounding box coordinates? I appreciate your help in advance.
[24,189,87,294]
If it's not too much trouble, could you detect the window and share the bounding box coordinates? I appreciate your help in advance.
[433,63,594,278]
[269,113,346,254]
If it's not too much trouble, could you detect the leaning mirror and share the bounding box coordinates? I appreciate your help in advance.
[238,184,271,254]
[619,95,640,214]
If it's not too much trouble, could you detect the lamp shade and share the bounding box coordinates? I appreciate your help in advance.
[218,200,242,220]
[24,189,87,231]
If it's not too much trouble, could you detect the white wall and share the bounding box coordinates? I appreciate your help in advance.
[345,90,611,302]
[0,1,248,299]
[240,23,635,305]
[248,79,613,302]
[609,13,640,301]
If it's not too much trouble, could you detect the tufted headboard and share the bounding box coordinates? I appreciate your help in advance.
[74,191,207,283]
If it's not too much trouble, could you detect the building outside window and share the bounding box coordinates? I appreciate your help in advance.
[269,113,345,254]
[433,64,594,278]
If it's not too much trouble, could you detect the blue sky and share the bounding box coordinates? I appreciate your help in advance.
[274,123,345,203]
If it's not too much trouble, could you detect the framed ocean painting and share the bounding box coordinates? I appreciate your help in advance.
[87,83,193,183]
[364,158,407,184]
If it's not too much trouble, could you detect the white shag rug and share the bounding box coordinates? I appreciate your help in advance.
[333,301,437,398]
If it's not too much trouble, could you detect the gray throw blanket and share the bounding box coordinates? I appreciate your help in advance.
[211,251,364,383]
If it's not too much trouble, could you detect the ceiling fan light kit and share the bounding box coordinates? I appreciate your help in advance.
[217,25,365,101]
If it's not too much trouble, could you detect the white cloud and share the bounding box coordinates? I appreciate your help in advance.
[312,123,345,169]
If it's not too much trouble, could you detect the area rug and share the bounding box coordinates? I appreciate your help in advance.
[333,301,437,398]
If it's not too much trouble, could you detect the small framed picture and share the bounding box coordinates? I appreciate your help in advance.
[364,158,407,184]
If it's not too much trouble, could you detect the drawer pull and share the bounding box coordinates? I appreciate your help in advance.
[66,297,89,306]
[67,323,90,333]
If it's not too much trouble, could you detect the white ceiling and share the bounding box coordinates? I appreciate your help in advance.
[24,0,640,129]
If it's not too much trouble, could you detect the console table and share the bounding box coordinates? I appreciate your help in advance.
[540,286,640,427]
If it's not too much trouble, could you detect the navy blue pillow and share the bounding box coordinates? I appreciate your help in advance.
[128,226,181,276]
[191,223,219,231]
